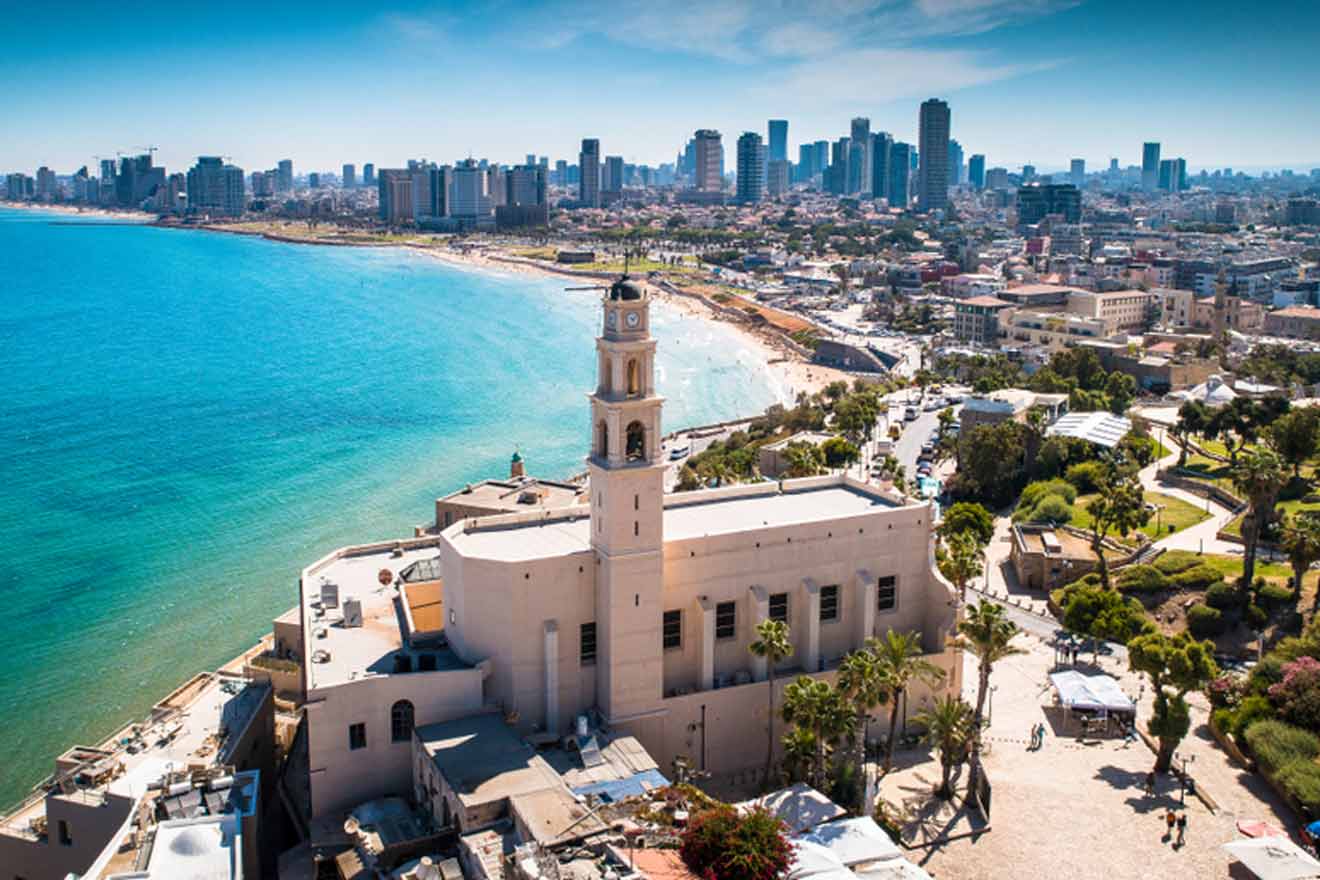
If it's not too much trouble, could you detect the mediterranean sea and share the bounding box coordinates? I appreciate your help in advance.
[0,207,784,805]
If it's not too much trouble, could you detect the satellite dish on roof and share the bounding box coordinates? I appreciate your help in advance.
[378,568,393,586]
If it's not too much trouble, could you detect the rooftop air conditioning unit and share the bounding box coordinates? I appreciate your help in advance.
[342,598,363,628]
[320,579,340,608]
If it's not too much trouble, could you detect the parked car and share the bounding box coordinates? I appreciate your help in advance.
[904,407,918,421]
[669,445,691,461]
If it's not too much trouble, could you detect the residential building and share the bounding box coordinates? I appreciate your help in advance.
[578,138,600,208]
[277,159,293,193]
[871,132,892,201]
[948,139,964,186]
[689,129,725,204]
[185,156,244,217]
[378,169,414,224]
[497,164,549,229]
[1070,159,1085,187]
[1158,157,1187,193]
[363,163,375,187]
[767,159,790,198]
[968,154,985,189]
[985,166,1009,189]
[602,155,624,205]
[768,119,788,164]
[889,142,912,207]
[1265,306,1320,340]
[292,277,961,818]
[917,98,950,211]
[342,163,356,188]
[451,159,493,222]
[736,132,766,204]
[1193,296,1264,333]
[850,117,871,196]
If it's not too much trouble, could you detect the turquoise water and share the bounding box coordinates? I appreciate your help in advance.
[0,208,783,805]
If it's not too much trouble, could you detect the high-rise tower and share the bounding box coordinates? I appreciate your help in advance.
[588,276,666,721]
[579,138,601,207]
[917,98,950,211]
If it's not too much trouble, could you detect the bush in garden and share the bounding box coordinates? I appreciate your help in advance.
[1268,657,1320,731]
[1257,581,1296,607]
[1274,760,1320,817]
[1228,695,1275,741]
[1186,603,1225,638]
[1154,552,1203,576]
[1029,494,1074,524]
[1206,581,1241,610]
[1246,603,1269,629]
[1244,720,1320,775]
[1065,461,1108,494]
[680,805,792,880]
[1171,564,1222,591]
[1117,565,1170,594]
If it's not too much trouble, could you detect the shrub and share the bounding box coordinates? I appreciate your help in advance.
[1065,461,1108,494]
[1269,657,1320,730]
[1029,494,1074,524]
[1244,720,1320,775]
[1186,603,1225,638]
[1116,565,1170,594]
[1258,581,1296,607]
[1212,707,1236,736]
[1171,564,1222,591]
[1229,695,1275,740]
[1206,581,1241,610]
[1249,655,1287,695]
[1154,552,1203,576]
[1274,760,1320,817]
[1020,479,1078,508]
[681,805,792,880]
[1247,603,1270,629]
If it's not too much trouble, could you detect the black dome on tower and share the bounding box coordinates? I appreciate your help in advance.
[608,275,643,301]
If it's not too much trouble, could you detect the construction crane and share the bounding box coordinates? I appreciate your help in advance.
[136,145,159,160]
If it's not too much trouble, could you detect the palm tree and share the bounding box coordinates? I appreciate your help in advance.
[1175,400,1209,467]
[783,442,824,479]
[938,532,984,604]
[836,649,888,812]
[1280,511,1320,600]
[872,630,946,772]
[781,676,851,792]
[750,619,794,790]
[1231,447,1288,594]
[913,696,975,800]
[957,602,1024,801]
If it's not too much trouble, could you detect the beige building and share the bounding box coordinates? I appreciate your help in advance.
[1264,305,1320,340]
[424,455,586,534]
[294,278,961,821]
[1066,289,1153,334]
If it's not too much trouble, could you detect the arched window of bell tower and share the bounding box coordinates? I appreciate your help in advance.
[625,420,645,461]
[626,359,640,396]
[599,353,611,394]
[596,420,609,458]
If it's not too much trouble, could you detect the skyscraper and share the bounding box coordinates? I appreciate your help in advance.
[948,139,964,187]
[363,163,375,187]
[578,138,601,208]
[498,164,549,228]
[277,159,293,193]
[693,129,723,195]
[342,163,356,188]
[825,137,850,196]
[850,117,871,196]
[186,156,245,217]
[1142,142,1161,192]
[378,169,413,224]
[768,119,788,165]
[603,155,624,203]
[767,160,790,198]
[871,132,892,201]
[917,98,950,211]
[968,154,986,190]
[1016,183,1080,226]
[735,132,766,204]
[1070,159,1085,188]
[889,142,912,207]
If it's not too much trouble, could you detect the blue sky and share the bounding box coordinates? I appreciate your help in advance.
[3,0,1318,175]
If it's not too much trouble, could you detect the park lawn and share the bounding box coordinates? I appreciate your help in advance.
[1223,495,1320,538]
[1070,491,1210,541]
[1157,549,1318,593]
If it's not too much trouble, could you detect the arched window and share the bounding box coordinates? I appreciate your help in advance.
[391,700,415,743]
[626,359,640,396]
[596,421,609,458]
[625,421,645,461]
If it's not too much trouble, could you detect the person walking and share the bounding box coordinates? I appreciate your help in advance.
[1145,771,1156,797]
[1176,813,1187,848]
[1164,809,1176,841]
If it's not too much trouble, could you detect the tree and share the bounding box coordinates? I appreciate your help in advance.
[781,676,851,791]
[783,441,826,478]
[872,630,946,772]
[1283,511,1320,600]
[1210,397,1265,464]
[1127,631,1218,772]
[1267,407,1320,478]
[1232,447,1288,594]
[1060,583,1155,645]
[836,649,888,813]
[1104,371,1137,415]
[912,696,974,799]
[957,602,1023,801]
[1174,400,1210,467]
[955,421,1027,506]
[939,531,984,604]
[938,501,995,548]
[822,436,861,469]
[750,619,794,789]
[1084,468,1149,590]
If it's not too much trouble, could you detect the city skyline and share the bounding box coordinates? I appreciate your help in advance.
[4,0,1320,174]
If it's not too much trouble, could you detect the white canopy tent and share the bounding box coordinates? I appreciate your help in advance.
[1050,671,1136,714]
[800,817,903,867]
[788,838,856,880]
[737,782,847,834]
[1223,836,1320,880]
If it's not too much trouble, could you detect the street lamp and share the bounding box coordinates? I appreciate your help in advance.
[1176,752,1196,805]
[988,685,998,727]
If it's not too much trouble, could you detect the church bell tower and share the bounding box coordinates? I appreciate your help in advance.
[588,276,666,722]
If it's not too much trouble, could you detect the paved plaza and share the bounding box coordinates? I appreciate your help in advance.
[881,630,1295,880]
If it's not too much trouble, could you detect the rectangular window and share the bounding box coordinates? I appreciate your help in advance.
[769,592,789,624]
[877,576,897,612]
[349,722,367,751]
[820,585,839,622]
[580,622,597,666]
[663,610,682,650]
[58,820,72,846]
[715,601,736,640]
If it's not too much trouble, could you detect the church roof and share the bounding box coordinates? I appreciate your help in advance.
[609,275,644,301]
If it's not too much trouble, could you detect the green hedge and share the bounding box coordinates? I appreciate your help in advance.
[1117,565,1169,594]
[1172,564,1222,591]
[1244,720,1320,776]
[1275,760,1320,817]
[1155,552,1203,576]
[1206,581,1240,610]
[1258,581,1296,607]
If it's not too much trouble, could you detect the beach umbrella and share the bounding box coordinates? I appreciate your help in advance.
[1222,836,1320,880]
[1308,820,1320,838]
[1238,819,1289,839]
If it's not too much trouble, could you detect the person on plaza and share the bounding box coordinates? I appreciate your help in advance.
[1144,771,1156,797]
[1175,813,1187,848]
[1036,723,1046,750]
[1164,809,1176,841]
